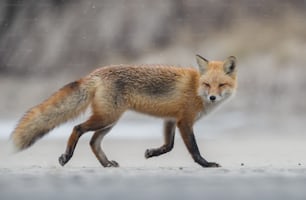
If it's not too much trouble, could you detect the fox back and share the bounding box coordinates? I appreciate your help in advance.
[89,65,202,119]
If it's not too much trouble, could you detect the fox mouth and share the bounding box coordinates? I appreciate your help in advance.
[206,98,218,103]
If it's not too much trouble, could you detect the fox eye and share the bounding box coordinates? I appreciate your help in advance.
[203,82,210,87]
[219,83,227,87]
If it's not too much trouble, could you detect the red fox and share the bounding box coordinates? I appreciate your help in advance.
[11,55,237,168]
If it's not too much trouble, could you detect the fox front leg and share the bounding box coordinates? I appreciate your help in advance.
[177,120,220,168]
[145,120,176,158]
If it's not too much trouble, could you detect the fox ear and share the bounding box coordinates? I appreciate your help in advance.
[223,56,237,75]
[196,54,209,74]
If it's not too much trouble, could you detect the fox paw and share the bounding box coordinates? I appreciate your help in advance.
[58,154,71,166]
[205,162,221,168]
[144,149,153,159]
[105,160,119,168]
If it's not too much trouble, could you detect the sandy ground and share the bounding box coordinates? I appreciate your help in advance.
[0,137,306,200]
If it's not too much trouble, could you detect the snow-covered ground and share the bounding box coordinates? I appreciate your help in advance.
[1,110,306,200]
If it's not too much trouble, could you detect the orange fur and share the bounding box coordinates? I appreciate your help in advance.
[11,55,237,168]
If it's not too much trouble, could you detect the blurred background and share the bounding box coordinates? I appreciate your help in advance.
[0,0,305,139]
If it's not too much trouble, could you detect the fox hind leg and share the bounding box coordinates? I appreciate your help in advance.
[58,115,107,166]
[145,120,176,159]
[90,124,119,167]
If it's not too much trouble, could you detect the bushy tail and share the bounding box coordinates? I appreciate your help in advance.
[11,80,94,151]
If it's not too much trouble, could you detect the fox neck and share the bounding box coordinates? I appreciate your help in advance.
[196,96,230,121]
[203,99,225,114]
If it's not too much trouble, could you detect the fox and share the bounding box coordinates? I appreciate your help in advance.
[11,55,237,168]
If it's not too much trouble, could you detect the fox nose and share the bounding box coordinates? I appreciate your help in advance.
[209,95,216,102]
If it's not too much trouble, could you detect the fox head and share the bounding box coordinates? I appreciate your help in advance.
[196,55,237,104]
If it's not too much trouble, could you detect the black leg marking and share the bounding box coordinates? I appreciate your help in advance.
[145,120,176,159]
[90,125,120,167]
[58,116,105,167]
[177,121,220,168]
[58,125,84,166]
